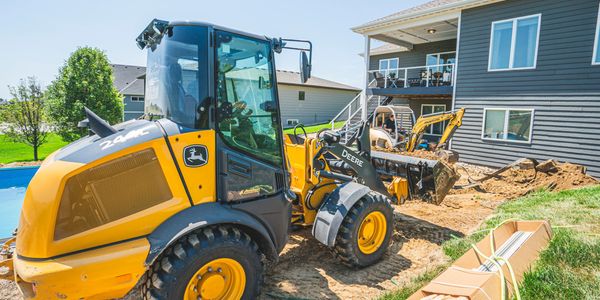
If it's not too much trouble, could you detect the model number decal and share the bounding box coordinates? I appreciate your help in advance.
[100,128,150,150]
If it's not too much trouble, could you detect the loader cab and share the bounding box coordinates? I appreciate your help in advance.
[140,20,287,203]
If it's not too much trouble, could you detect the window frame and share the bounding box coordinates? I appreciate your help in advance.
[286,119,300,126]
[481,107,535,144]
[593,4,600,65]
[425,51,456,65]
[420,104,447,136]
[130,96,145,102]
[488,14,542,72]
[298,91,305,101]
[378,58,399,72]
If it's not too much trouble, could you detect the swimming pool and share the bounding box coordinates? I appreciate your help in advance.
[0,166,39,238]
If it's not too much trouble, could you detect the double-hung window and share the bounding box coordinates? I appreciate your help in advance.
[489,14,541,71]
[593,5,600,65]
[482,108,534,143]
[378,58,399,77]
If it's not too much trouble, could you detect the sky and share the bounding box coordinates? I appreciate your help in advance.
[0,0,429,99]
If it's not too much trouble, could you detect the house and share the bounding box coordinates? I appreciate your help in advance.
[111,64,146,121]
[350,0,600,177]
[111,64,359,125]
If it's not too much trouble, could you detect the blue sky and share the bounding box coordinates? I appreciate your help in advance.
[1,0,429,99]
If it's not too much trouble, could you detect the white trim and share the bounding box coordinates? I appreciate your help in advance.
[592,3,600,65]
[426,51,457,65]
[450,12,462,150]
[351,0,503,34]
[480,108,534,144]
[125,110,145,114]
[378,58,399,75]
[488,14,541,71]
[421,104,447,136]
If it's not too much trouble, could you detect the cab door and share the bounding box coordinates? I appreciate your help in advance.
[213,30,287,203]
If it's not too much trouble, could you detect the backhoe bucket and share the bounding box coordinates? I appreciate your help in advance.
[370,151,459,204]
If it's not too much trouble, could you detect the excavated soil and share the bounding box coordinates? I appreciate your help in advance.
[1,158,597,300]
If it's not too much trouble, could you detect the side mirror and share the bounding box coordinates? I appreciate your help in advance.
[260,100,277,113]
[299,51,311,83]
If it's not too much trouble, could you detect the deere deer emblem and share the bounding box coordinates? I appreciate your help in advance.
[183,145,208,167]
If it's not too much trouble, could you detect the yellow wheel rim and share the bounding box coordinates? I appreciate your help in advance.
[357,211,387,254]
[184,258,246,300]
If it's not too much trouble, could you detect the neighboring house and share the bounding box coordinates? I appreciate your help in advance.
[111,64,359,125]
[275,70,360,126]
[351,0,600,177]
[111,64,146,121]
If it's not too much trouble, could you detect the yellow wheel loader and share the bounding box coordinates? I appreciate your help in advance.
[0,19,458,300]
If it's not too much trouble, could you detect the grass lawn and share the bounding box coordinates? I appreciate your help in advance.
[0,134,68,163]
[283,121,345,134]
[382,185,600,300]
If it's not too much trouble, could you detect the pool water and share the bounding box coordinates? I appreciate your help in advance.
[0,166,39,238]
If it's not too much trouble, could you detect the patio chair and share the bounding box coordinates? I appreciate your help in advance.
[374,71,386,88]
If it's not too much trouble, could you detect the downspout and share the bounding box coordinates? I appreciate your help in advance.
[449,11,462,150]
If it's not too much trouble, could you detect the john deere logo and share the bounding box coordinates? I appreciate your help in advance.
[183,145,208,167]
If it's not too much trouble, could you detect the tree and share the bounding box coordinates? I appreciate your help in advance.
[1,77,49,161]
[46,47,123,142]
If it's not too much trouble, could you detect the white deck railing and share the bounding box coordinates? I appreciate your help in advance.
[368,63,455,89]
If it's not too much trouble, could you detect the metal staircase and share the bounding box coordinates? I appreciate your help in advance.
[329,91,393,143]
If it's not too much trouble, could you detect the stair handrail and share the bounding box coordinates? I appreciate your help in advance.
[330,92,361,129]
[330,79,376,130]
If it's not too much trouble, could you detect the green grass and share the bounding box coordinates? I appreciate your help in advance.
[382,185,600,299]
[283,121,345,134]
[0,134,68,163]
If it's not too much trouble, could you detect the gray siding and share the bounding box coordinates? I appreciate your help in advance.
[370,39,457,70]
[278,84,359,126]
[123,95,144,121]
[453,0,600,177]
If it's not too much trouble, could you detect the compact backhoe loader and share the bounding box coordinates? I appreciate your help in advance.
[370,106,465,156]
[0,19,458,300]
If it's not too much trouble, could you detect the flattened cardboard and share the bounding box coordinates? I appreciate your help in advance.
[409,220,552,300]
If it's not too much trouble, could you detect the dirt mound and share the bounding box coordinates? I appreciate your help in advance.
[372,147,442,161]
[454,160,598,199]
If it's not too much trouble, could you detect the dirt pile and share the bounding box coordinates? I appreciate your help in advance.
[454,159,598,199]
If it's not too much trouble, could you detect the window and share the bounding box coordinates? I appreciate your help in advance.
[426,51,456,73]
[287,119,299,126]
[421,104,446,135]
[215,30,283,166]
[593,5,600,65]
[298,91,305,100]
[489,14,541,71]
[482,108,534,143]
[131,96,145,102]
[378,58,399,77]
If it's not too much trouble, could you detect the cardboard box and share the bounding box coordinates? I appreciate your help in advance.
[409,220,552,300]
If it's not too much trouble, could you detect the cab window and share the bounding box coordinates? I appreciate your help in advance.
[215,31,283,166]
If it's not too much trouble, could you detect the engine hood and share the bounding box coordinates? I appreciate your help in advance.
[53,119,165,164]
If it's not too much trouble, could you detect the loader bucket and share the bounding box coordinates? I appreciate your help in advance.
[370,151,459,204]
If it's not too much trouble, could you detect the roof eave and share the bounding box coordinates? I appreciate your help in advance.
[352,0,503,35]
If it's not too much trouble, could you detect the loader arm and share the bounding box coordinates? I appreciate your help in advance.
[406,108,465,152]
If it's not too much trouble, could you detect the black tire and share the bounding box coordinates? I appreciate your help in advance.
[333,192,393,268]
[142,225,263,300]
